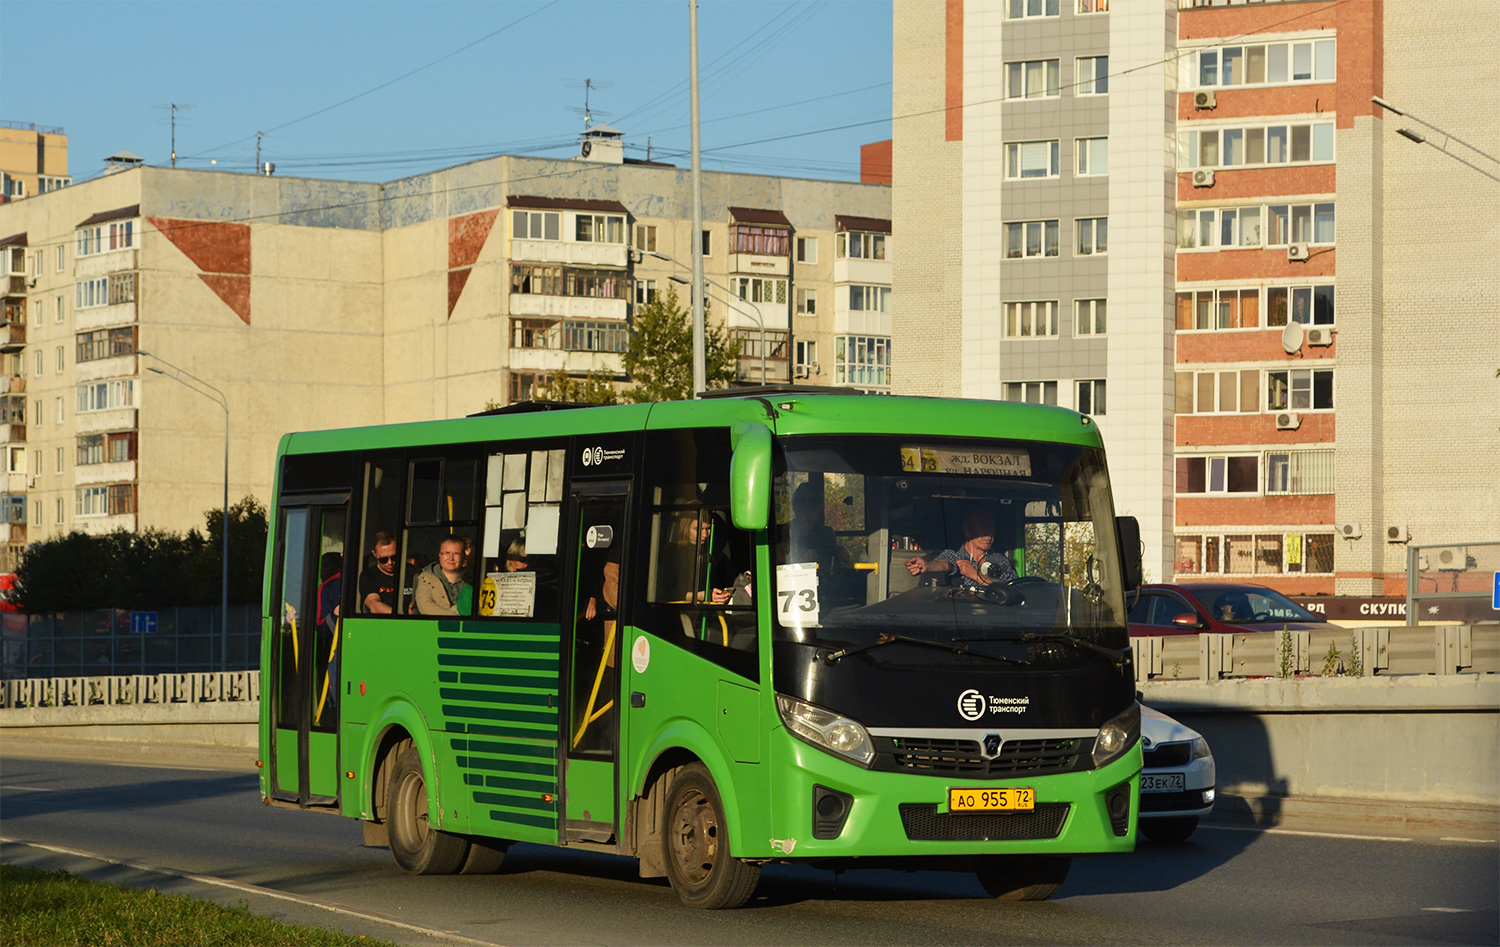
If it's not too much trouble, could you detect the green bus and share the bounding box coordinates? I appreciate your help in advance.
[258,391,1144,908]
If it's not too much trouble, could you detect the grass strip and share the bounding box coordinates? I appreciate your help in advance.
[0,863,396,947]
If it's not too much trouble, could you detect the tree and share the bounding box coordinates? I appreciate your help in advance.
[537,368,619,405]
[620,285,740,403]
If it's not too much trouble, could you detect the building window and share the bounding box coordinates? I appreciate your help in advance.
[77,485,108,517]
[1175,288,1261,330]
[32,500,40,526]
[1007,59,1060,99]
[0,396,21,425]
[730,225,789,256]
[1077,0,1107,12]
[78,435,104,466]
[836,231,887,260]
[57,497,65,525]
[562,320,629,353]
[1005,300,1059,338]
[1005,220,1059,259]
[701,230,712,256]
[796,236,817,264]
[1181,39,1336,90]
[1179,122,1334,169]
[1004,381,1058,405]
[75,276,108,309]
[56,246,65,272]
[1076,218,1107,255]
[33,400,41,425]
[76,326,138,362]
[1075,138,1109,176]
[1077,379,1107,416]
[1268,203,1336,246]
[108,272,136,305]
[107,431,136,463]
[1006,141,1060,179]
[736,277,788,305]
[634,279,657,305]
[847,284,889,312]
[1007,0,1058,18]
[795,339,818,375]
[108,484,136,516]
[1176,532,1334,576]
[1175,369,1259,414]
[56,447,64,473]
[1075,299,1106,336]
[1077,56,1108,95]
[33,351,42,377]
[1176,455,1259,494]
[796,287,817,316]
[76,378,135,413]
[835,335,891,387]
[509,264,622,298]
[512,210,560,241]
[1268,368,1334,411]
[1265,449,1334,495]
[5,447,23,474]
[633,224,657,252]
[1267,285,1335,326]
[511,319,559,349]
[55,295,65,323]
[1176,206,1264,250]
[54,396,63,424]
[575,214,625,244]
[509,371,543,404]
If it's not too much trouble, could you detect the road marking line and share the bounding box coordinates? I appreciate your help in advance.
[1439,837,1497,844]
[0,785,58,792]
[1421,907,1473,913]
[0,837,507,947]
[1201,824,1412,842]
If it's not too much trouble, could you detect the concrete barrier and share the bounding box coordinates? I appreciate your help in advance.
[1,671,258,750]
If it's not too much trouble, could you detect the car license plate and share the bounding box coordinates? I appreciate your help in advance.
[948,787,1034,812]
[1140,773,1185,794]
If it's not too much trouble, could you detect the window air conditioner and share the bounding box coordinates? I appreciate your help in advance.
[1288,243,1310,261]
[1306,327,1331,346]
[1386,524,1410,544]
[1423,546,1471,571]
[794,365,809,378]
[1192,169,1215,188]
[1194,90,1217,110]
[1275,411,1301,430]
[1338,522,1362,540]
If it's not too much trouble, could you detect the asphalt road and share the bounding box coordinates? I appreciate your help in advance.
[1,753,1495,947]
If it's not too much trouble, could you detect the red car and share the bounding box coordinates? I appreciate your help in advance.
[1127,582,1341,637]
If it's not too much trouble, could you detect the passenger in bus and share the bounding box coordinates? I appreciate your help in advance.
[905,510,1017,591]
[667,510,746,605]
[358,531,399,614]
[413,535,469,616]
[504,538,528,572]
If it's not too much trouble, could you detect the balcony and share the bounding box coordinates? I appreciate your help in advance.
[1,275,26,298]
[728,253,789,277]
[76,512,136,536]
[0,320,24,352]
[76,408,137,436]
[76,460,137,486]
[506,347,621,376]
[509,294,627,321]
[76,300,138,333]
[833,257,892,286]
[510,239,627,268]
[0,522,26,544]
[0,424,24,444]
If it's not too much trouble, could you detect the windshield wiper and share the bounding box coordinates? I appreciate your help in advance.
[819,634,1031,667]
[1018,632,1130,662]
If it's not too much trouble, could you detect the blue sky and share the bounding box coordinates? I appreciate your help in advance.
[2,1,893,186]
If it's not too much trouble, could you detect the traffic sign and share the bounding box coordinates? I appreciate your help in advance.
[130,611,158,635]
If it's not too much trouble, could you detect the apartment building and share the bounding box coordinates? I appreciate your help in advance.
[0,139,889,565]
[0,122,71,201]
[892,0,1499,598]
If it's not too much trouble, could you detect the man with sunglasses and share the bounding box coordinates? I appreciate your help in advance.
[359,531,399,614]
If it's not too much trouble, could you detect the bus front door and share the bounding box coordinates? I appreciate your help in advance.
[269,498,349,807]
[562,483,629,843]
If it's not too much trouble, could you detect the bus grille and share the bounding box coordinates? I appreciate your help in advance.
[880,737,1083,778]
[898,803,1070,841]
[1143,742,1192,768]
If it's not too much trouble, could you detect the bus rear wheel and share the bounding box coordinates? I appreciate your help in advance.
[662,764,759,909]
[976,855,1071,901]
[388,743,470,874]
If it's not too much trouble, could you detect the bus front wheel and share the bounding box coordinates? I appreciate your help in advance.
[662,764,760,909]
[975,855,1071,901]
[388,743,470,875]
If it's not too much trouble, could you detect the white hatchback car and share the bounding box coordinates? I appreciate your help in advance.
[1138,705,1216,842]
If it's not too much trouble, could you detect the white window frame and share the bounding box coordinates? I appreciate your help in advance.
[1004,381,1058,405]
[1005,300,1059,339]
[1005,220,1060,259]
[847,284,889,313]
[1181,38,1336,90]
[76,378,135,414]
[1076,379,1107,416]
[1175,453,1261,496]
[795,339,818,374]
[1075,299,1106,336]
[1179,121,1335,170]
[1267,368,1334,412]
[835,335,892,388]
[1007,59,1061,99]
[55,245,65,272]
[574,213,625,245]
[1265,449,1335,495]
[512,210,560,241]
[1266,284,1336,328]
[1007,0,1059,18]
[55,345,63,374]
[1176,287,1263,331]
[736,277,787,305]
[836,231,887,261]
[633,224,657,252]
[1076,217,1108,256]
[796,287,817,316]
[1076,56,1108,95]
[1075,137,1109,176]
[1005,141,1060,180]
[796,236,818,264]
[634,279,656,305]
[77,485,108,518]
[75,276,108,310]
[1176,368,1260,415]
[1076,0,1107,12]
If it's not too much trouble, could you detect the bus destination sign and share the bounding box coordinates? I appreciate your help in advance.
[901,447,1031,477]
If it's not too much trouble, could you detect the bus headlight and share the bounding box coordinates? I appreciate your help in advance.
[1091,701,1141,769]
[776,694,875,767]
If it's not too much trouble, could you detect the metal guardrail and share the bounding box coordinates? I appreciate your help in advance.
[1135,624,1500,683]
[0,670,259,709]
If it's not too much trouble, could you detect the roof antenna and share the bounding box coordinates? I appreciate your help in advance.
[564,78,613,130]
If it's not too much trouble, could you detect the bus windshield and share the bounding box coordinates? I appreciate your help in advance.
[772,434,1127,652]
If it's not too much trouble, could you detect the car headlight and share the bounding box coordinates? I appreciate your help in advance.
[776,694,875,766]
[1092,701,1141,769]
[1190,736,1211,761]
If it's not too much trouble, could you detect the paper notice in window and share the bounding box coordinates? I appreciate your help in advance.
[775,563,821,629]
[479,571,537,618]
[900,447,1031,477]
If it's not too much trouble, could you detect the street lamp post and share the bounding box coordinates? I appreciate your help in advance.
[137,350,231,672]
[651,250,769,383]
[1371,96,1500,183]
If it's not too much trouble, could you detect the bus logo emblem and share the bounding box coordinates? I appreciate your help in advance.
[957,689,985,721]
[982,734,1002,757]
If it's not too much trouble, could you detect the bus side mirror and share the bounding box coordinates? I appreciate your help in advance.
[1116,515,1143,591]
[729,421,771,531]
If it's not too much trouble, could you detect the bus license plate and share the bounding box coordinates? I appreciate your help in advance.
[948,787,1034,813]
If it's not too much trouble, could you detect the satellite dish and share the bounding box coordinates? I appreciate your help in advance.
[581,140,592,158]
[1281,320,1305,355]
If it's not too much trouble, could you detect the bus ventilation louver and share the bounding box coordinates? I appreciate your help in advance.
[878,737,1082,778]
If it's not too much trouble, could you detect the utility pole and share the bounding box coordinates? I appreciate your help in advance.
[688,1,706,396]
[153,103,195,168]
